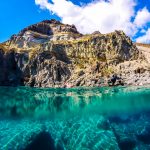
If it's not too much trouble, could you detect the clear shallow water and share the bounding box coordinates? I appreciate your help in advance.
[0,86,150,150]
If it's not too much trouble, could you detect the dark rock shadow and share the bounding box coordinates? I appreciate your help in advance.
[118,139,136,150]
[111,127,136,150]
[136,127,150,144]
[0,49,26,86]
[24,131,62,150]
[108,116,131,124]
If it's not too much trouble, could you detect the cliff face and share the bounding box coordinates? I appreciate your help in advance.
[6,19,82,49]
[0,19,146,87]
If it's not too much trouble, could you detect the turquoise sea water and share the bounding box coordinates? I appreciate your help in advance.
[0,86,150,150]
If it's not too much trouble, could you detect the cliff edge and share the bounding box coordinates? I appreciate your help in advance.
[0,19,149,87]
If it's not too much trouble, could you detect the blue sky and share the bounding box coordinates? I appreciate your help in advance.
[0,0,150,43]
[0,0,59,42]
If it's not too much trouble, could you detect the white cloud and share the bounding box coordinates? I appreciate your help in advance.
[35,0,150,43]
[134,7,150,28]
[35,0,136,36]
[140,29,147,34]
[136,28,150,43]
[35,0,48,9]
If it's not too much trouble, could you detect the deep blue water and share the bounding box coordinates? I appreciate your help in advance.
[0,86,150,150]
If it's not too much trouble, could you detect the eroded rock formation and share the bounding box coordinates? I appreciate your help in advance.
[0,19,149,87]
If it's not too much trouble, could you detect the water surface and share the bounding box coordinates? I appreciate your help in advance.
[0,86,150,150]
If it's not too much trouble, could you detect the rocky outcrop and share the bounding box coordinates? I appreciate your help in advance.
[5,19,82,49]
[19,19,79,36]
[0,49,24,86]
[24,55,71,87]
[0,19,149,87]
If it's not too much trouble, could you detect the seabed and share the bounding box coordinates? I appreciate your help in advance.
[0,86,150,150]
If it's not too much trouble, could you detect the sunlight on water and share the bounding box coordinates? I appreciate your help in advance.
[0,86,150,118]
[0,86,150,150]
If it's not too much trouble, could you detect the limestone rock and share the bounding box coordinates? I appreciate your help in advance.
[0,19,148,87]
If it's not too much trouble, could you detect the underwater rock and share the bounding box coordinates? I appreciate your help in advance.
[24,131,57,150]
[118,138,136,150]
[0,116,120,150]
[136,127,150,144]
[97,116,110,130]
[109,116,131,124]
[1,87,150,149]
[110,112,150,150]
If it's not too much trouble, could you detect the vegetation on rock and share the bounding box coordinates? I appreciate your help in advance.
[0,19,149,87]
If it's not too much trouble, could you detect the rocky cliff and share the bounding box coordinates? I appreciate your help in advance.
[0,19,149,87]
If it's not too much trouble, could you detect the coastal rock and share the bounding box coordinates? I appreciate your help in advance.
[0,49,24,86]
[0,19,148,87]
[6,19,82,49]
[24,55,71,87]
